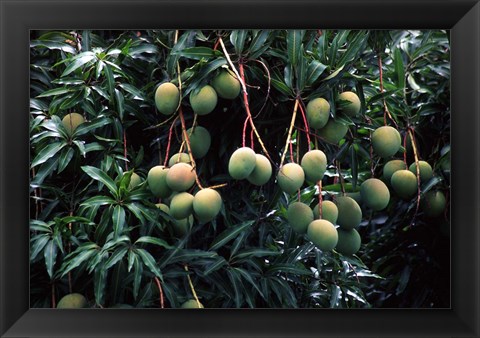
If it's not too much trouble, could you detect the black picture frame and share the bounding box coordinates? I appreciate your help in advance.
[1,0,479,337]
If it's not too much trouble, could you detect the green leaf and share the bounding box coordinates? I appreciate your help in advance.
[61,247,97,277]
[394,47,406,89]
[30,157,59,187]
[210,220,254,251]
[287,30,304,68]
[184,58,228,96]
[230,30,248,55]
[57,147,75,174]
[135,236,173,249]
[305,60,328,86]
[200,257,228,276]
[74,116,111,137]
[30,234,50,261]
[118,83,145,100]
[233,249,281,261]
[36,87,77,98]
[226,268,242,307]
[136,249,163,280]
[61,52,97,77]
[248,30,271,56]
[30,40,77,53]
[94,264,107,306]
[112,205,126,238]
[44,240,58,279]
[266,264,312,276]
[174,47,219,60]
[103,63,115,101]
[81,195,116,207]
[31,141,66,168]
[103,246,129,271]
[81,166,118,197]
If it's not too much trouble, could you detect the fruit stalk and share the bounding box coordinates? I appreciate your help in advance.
[51,283,56,308]
[297,101,312,151]
[218,37,271,161]
[408,128,422,220]
[154,277,165,308]
[163,116,179,167]
[178,108,204,189]
[280,99,299,167]
[184,264,201,308]
[317,180,323,218]
[377,53,398,129]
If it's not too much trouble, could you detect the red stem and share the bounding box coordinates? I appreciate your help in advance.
[154,277,165,308]
[163,116,178,167]
[242,116,249,148]
[297,101,312,150]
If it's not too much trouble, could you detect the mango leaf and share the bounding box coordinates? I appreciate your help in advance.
[248,30,271,57]
[287,30,304,69]
[57,147,75,174]
[81,166,118,197]
[112,205,126,238]
[43,240,58,279]
[136,248,163,280]
[81,195,116,207]
[174,47,219,60]
[394,47,406,89]
[94,263,107,305]
[30,157,59,187]
[230,30,248,56]
[30,234,50,261]
[103,246,129,271]
[210,220,254,251]
[36,87,77,98]
[135,236,173,249]
[60,246,97,277]
[31,141,67,168]
[61,52,97,77]
[305,60,328,86]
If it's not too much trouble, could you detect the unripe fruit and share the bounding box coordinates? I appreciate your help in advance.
[312,200,338,224]
[128,172,142,189]
[147,166,172,198]
[346,191,362,204]
[335,228,361,256]
[307,219,338,251]
[228,147,257,180]
[371,126,401,158]
[247,154,272,186]
[301,149,327,183]
[57,293,88,308]
[360,178,390,211]
[154,82,180,115]
[335,196,362,230]
[62,113,84,135]
[383,159,407,183]
[189,85,218,115]
[277,163,305,194]
[409,160,433,183]
[166,163,196,192]
[193,188,222,222]
[318,119,349,144]
[211,70,241,99]
[184,126,211,159]
[337,91,361,117]
[181,299,204,308]
[391,170,417,199]
[168,153,190,167]
[173,215,193,236]
[422,190,446,218]
[287,202,314,234]
[306,98,330,129]
[169,192,194,219]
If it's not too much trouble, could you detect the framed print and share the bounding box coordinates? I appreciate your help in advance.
[1,0,479,337]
